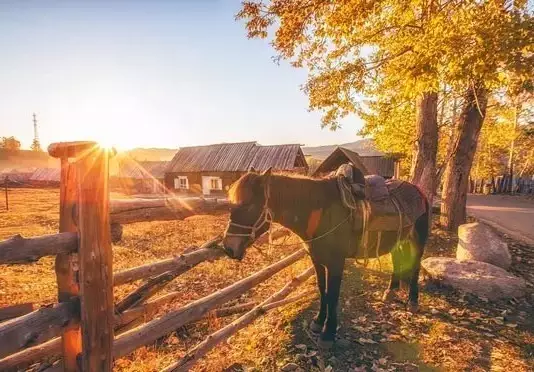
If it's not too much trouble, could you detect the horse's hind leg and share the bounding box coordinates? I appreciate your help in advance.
[407,213,429,312]
[382,247,402,302]
[406,241,423,312]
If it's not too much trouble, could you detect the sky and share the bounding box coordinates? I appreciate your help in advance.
[0,0,364,150]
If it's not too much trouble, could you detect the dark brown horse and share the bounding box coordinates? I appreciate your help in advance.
[223,167,429,349]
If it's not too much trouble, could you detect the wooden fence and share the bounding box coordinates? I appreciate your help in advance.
[0,141,311,372]
[470,175,534,195]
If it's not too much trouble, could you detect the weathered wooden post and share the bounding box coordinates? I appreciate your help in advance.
[4,176,8,211]
[49,141,114,371]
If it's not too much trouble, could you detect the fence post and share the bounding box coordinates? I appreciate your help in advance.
[4,176,8,211]
[49,141,114,371]
[76,145,114,371]
[57,156,81,371]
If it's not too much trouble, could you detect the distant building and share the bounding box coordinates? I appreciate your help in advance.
[113,161,168,195]
[165,142,308,196]
[29,168,61,187]
[313,146,400,179]
[0,167,36,186]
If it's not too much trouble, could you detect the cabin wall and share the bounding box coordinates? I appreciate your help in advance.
[360,157,397,178]
[165,171,244,197]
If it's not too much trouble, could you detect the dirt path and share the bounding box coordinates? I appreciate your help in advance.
[467,195,534,245]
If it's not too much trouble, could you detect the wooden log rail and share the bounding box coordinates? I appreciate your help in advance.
[113,248,307,358]
[0,292,316,372]
[0,303,34,323]
[113,243,225,286]
[0,232,78,264]
[164,266,316,371]
[0,249,308,371]
[115,236,222,313]
[110,197,231,225]
[112,228,290,286]
[0,300,79,359]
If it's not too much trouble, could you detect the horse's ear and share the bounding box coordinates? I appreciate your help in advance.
[249,166,257,173]
[262,167,272,177]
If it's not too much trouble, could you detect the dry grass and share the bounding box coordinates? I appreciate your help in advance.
[1,188,533,371]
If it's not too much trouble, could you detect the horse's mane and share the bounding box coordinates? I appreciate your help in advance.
[228,172,339,211]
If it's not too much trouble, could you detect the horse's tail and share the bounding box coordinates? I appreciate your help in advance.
[416,193,431,247]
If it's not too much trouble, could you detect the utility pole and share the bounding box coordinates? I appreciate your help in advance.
[31,113,43,152]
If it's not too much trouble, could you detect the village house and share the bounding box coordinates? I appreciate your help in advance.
[165,142,308,196]
[313,146,401,179]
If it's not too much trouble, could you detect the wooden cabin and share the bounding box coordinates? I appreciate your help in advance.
[165,142,309,196]
[313,146,400,179]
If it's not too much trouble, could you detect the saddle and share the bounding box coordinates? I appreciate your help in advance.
[335,164,425,232]
[334,163,427,262]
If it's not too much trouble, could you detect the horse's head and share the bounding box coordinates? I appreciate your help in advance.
[223,167,273,260]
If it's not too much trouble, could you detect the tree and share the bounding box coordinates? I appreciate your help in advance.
[238,0,532,228]
[439,3,533,230]
[31,138,42,152]
[237,0,447,204]
[1,136,21,151]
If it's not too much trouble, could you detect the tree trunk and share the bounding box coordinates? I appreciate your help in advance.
[410,91,439,206]
[507,103,519,193]
[440,83,488,231]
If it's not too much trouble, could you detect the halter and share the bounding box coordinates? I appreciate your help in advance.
[224,179,274,242]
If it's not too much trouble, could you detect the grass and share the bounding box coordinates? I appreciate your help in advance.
[1,188,533,371]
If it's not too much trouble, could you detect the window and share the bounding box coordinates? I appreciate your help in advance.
[210,177,222,190]
[174,176,189,190]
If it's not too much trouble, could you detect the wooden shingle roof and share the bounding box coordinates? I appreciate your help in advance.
[312,147,370,176]
[166,142,307,173]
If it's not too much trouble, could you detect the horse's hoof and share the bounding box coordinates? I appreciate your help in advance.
[382,289,399,302]
[318,338,334,350]
[309,320,323,334]
[407,302,419,313]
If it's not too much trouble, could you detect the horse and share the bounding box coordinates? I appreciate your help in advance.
[222,166,430,349]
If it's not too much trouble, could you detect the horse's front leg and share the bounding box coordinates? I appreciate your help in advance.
[310,259,327,333]
[383,246,402,302]
[319,257,345,349]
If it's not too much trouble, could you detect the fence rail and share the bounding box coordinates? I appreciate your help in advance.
[0,141,309,372]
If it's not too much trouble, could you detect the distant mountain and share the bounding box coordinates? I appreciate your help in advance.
[303,139,384,160]
[122,148,178,161]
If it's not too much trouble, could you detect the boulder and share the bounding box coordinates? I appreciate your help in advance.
[422,257,526,300]
[457,222,511,270]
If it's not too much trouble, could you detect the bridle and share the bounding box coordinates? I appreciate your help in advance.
[224,180,274,242]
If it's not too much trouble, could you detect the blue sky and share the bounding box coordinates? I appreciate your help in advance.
[0,1,363,150]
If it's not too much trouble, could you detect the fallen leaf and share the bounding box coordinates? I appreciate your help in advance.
[358,337,377,344]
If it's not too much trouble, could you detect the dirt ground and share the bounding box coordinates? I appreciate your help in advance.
[1,188,533,371]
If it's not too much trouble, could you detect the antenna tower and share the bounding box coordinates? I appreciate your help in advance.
[31,113,42,151]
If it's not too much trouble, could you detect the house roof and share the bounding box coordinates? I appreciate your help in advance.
[117,161,168,179]
[312,147,370,176]
[166,142,308,173]
[30,168,61,182]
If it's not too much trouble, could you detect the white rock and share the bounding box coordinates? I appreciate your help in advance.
[422,257,526,300]
[457,222,511,270]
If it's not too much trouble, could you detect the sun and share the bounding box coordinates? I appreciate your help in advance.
[93,134,124,151]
